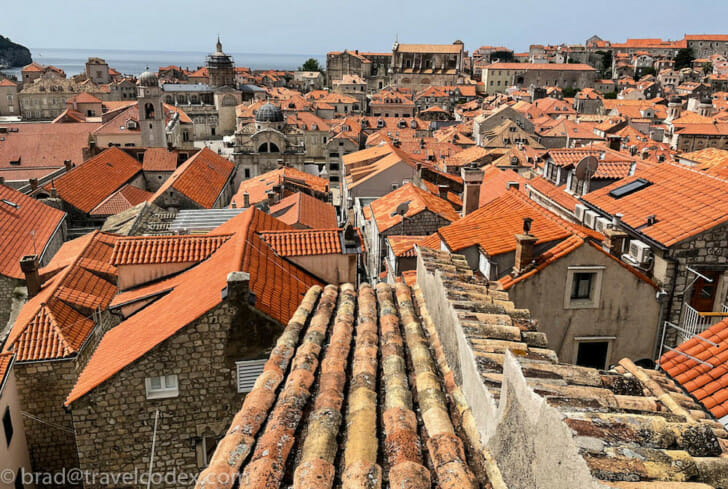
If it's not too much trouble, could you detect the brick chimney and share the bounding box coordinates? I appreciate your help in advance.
[266,190,276,206]
[514,218,537,274]
[460,162,484,216]
[602,213,628,256]
[20,255,41,298]
[437,184,449,199]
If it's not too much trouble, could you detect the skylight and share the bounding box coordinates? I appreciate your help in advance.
[608,178,651,199]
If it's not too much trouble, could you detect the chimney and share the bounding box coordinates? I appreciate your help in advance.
[29,178,38,190]
[506,181,520,191]
[266,190,276,206]
[276,158,285,168]
[0,176,4,185]
[63,160,73,171]
[222,271,252,305]
[514,218,537,274]
[460,162,484,216]
[437,184,449,199]
[602,213,628,256]
[20,255,41,298]
[50,187,58,198]
[242,191,250,208]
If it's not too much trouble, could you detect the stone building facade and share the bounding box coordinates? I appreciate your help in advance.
[70,278,283,488]
[390,41,466,91]
[482,63,598,95]
[13,310,114,481]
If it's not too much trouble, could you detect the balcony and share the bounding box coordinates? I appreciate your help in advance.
[679,303,728,343]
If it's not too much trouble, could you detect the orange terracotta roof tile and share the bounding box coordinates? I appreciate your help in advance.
[89,184,152,217]
[440,146,489,169]
[369,183,460,232]
[343,144,418,190]
[0,79,17,87]
[110,234,232,265]
[231,167,329,207]
[526,176,579,212]
[152,147,234,208]
[582,163,728,247]
[437,189,596,255]
[0,352,13,391]
[269,192,338,229]
[258,228,345,256]
[387,235,426,257]
[66,208,322,405]
[142,148,178,172]
[479,166,527,207]
[661,318,728,421]
[3,231,118,362]
[499,235,584,289]
[0,122,101,182]
[0,185,66,279]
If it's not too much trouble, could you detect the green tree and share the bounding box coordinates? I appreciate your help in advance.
[299,58,322,72]
[703,61,714,74]
[561,87,578,97]
[603,91,617,99]
[491,51,514,63]
[674,48,695,70]
[596,50,612,79]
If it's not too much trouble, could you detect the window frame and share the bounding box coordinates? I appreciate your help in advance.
[573,336,615,370]
[564,266,604,309]
[145,374,179,399]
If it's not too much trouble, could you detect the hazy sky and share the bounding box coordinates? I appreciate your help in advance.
[3,0,728,55]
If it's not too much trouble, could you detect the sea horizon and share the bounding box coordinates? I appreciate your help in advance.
[1,46,326,78]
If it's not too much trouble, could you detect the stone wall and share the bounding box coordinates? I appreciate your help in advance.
[0,275,20,334]
[70,280,283,488]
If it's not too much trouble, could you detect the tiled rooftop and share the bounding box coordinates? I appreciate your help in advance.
[387,235,426,257]
[369,183,460,232]
[48,147,143,214]
[582,163,728,247]
[89,184,153,217]
[259,229,344,256]
[142,148,179,172]
[196,247,728,489]
[0,184,66,279]
[231,167,329,208]
[269,192,338,229]
[3,231,118,362]
[66,208,322,405]
[152,147,235,208]
[110,234,232,266]
[661,319,728,422]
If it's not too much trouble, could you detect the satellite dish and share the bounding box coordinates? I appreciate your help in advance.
[391,201,411,218]
[575,156,599,180]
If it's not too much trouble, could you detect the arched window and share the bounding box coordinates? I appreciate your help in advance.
[145,103,155,119]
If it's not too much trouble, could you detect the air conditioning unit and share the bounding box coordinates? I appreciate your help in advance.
[595,216,611,233]
[624,240,651,265]
[583,210,598,229]
[574,204,586,222]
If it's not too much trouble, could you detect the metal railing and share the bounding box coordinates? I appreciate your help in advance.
[679,303,728,344]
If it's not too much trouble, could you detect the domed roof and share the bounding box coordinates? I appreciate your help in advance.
[139,68,158,87]
[256,103,284,122]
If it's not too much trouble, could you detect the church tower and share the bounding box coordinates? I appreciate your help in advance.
[138,68,166,147]
[207,37,235,88]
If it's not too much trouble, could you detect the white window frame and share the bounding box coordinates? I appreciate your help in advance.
[145,374,179,399]
[564,266,605,309]
[236,359,267,393]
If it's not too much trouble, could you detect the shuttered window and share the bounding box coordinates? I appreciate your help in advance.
[236,359,267,393]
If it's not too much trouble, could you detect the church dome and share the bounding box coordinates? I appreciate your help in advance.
[256,103,284,122]
[139,69,158,87]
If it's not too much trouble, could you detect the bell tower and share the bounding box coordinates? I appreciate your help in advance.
[137,68,166,147]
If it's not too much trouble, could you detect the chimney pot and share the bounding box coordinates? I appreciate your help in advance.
[29,178,38,190]
[20,255,41,298]
[63,160,72,170]
[460,164,485,216]
[243,191,250,208]
[514,233,538,274]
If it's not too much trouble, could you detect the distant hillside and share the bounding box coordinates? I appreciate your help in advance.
[0,35,31,68]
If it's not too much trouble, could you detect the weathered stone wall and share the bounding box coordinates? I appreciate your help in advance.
[70,288,282,488]
[14,360,81,480]
[0,275,21,333]
[665,222,728,345]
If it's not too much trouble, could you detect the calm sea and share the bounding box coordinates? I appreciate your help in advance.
[0,47,325,78]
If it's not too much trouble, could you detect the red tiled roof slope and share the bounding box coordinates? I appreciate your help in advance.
[259,229,343,256]
[48,147,142,213]
[110,234,233,265]
[0,184,66,279]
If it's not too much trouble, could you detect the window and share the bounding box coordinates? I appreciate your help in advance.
[571,273,593,300]
[564,266,604,309]
[145,374,179,399]
[3,406,12,446]
[575,339,612,370]
[608,178,651,199]
[244,168,251,178]
[236,359,266,393]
